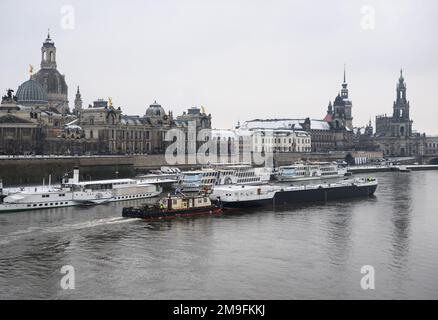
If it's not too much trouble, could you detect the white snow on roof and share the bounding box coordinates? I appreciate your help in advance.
[310,120,330,130]
[66,119,79,126]
[210,129,237,138]
[240,119,303,130]
[240,119,330,131]
[65,124,82,130]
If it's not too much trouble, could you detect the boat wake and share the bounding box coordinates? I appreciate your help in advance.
[0,217,141,246]
[47,217,140,233]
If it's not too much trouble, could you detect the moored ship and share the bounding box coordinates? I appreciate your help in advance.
[274,162,347,182]
[122,194,222,220]
[173,164,272,192]
[173,168,219,192]
[210,177,378,208]
[0,167,162,213]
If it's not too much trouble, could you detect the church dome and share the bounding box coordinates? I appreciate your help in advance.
[16,79,48,105]
[33,69,68,95]
[145,101,166,117]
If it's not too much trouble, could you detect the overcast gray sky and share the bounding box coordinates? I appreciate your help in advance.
[1,0,438,134]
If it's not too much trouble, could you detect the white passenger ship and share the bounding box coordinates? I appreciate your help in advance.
[214,164,272,186]
[0,168,162,213]
[274,162,347,182]
[172,168,220,192]
[173,164,272,192]
[138,166,181,182]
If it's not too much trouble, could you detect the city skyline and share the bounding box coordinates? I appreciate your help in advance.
[1,0,438,134]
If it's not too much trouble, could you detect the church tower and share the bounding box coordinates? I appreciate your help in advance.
[41,30,57,69]
[391,69,412,136]
[393,69,410,120]
[74,86,83,116]
[330,66,353,130]
[33,31,69,115]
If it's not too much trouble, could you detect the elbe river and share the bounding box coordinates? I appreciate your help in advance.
[0,171,437,299]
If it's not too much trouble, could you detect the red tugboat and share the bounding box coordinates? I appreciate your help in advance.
[122,193,222,220]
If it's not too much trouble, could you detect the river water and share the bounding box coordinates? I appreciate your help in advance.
[0,171,437,299]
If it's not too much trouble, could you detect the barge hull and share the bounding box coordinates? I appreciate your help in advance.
[221,184,377,208]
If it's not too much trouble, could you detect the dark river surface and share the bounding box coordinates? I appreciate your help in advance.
[0,171,437,299]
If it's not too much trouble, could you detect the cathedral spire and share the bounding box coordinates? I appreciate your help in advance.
[74,85,83,116]
[327,101,333,114]
[399,68,404,83]
[343,64,346,84]
[44,29,54,45]
[342,64,348,89]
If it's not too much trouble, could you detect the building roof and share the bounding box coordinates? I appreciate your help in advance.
[240,119,330,131]
[0,114,35,124]
[16,79,48,106]
[210,129,237,139]
[310,120,331,130]
[323,113,333,122]
[121,115,146,125]
[145,101,166,117]
[187,107,201,115]
[65,124,82,130]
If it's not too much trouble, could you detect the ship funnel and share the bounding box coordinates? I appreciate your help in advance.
[0,179,3,204]
[73,167,80,184]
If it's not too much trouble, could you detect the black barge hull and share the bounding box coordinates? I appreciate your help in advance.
[221,183,377,208]
[122,206,222,220]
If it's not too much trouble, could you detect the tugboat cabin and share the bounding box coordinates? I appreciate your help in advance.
[160,195,212,210]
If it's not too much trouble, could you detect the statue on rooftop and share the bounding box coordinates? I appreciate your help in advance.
[2,89,17,103]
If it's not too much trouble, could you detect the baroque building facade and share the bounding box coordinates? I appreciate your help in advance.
[210,127,311,155]
[0,32,212,155]
[425,136,438,156]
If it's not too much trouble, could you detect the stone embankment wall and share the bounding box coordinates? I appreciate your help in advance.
[0,151,384,186]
